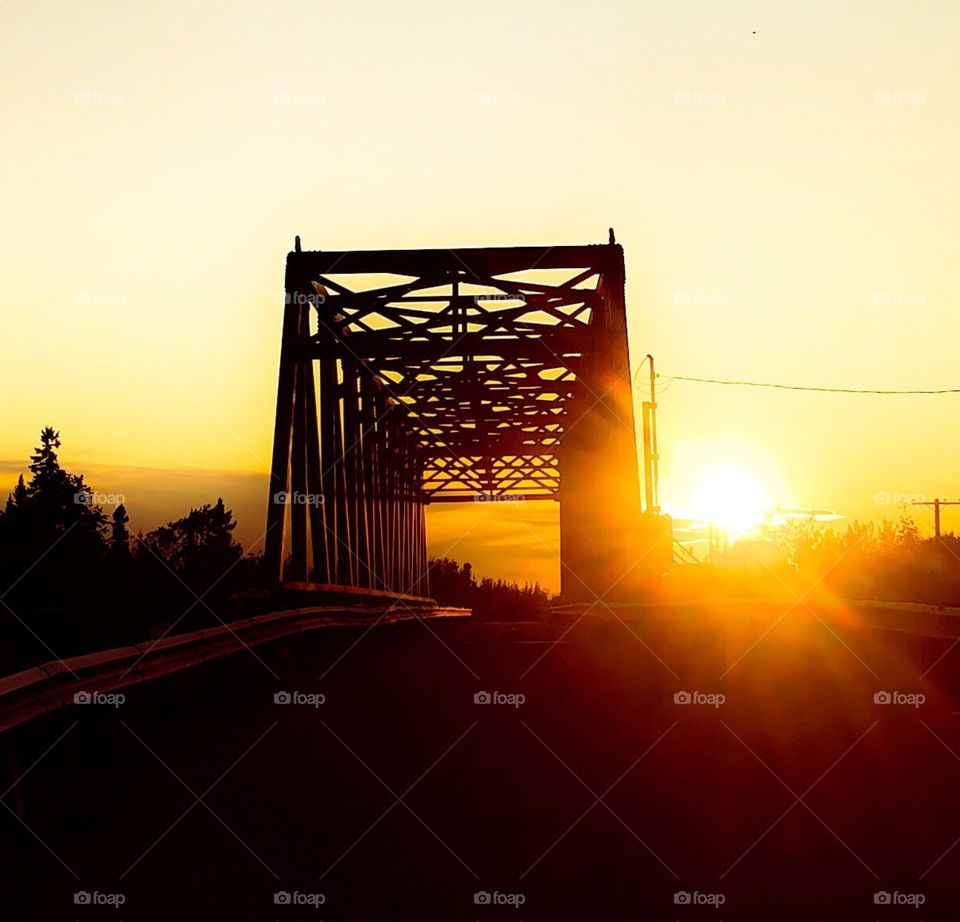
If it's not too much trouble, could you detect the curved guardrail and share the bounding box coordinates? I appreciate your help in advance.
[0,604,470,734]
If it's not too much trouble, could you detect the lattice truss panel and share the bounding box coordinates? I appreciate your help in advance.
[306,265,601,501]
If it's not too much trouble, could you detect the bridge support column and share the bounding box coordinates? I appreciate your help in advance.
[559,245,646,603]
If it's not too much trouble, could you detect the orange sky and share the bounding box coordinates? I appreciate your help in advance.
[2,0,959,591]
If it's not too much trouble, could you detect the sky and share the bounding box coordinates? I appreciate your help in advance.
[2,0,959,591]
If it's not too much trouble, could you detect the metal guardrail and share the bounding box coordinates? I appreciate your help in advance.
[0,604,470,735]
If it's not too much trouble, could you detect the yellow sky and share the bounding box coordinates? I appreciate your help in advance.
[2,0,960,590]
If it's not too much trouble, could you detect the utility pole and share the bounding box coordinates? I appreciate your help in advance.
[910,498,960,538]
[641,354,660,513]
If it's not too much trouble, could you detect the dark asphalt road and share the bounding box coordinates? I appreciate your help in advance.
[4,608,960,920]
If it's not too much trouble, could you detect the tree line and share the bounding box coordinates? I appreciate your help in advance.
[427,557,551,620]
[0,428,261,672]
[0,428,552,673]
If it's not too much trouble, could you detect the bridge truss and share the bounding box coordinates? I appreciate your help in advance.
[265,239,667,601]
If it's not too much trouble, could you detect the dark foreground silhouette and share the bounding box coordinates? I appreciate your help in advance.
[0,428,546,673]
[5,427,960,919]
[3,607,960,921]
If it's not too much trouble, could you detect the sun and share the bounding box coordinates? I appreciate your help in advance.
[686,462,770,538]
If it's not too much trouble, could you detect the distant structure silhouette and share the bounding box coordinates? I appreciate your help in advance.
[265,236,672,601]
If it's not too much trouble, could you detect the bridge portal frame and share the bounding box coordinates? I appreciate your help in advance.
[265,239,652,602]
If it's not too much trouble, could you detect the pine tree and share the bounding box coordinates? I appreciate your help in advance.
[111,504,131,559]
[4,475,28,515]
[28,427,62,494]
[19,426,104,536]
[141,498,242,592]
[0,428,108,604]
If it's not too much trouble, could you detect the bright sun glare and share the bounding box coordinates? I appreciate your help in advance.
[687,462,770,538]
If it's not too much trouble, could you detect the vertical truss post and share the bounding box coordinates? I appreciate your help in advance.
[559,243,643,602]
[330,360,353,586]
[341,357,369,586]
[316,350,338,582]
[303,345,326,582]
[265,279,309,582]
[363,376,384,586]
[290,339,309,581]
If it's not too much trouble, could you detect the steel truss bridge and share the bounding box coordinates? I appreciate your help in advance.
[264,237,671,602]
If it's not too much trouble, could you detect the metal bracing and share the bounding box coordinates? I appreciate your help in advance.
[265,239,645,600]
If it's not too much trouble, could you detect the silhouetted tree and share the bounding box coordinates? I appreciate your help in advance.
[4,475,28,514]
[18,427,106,539]
[110,504,131,559]
[0,427,106,597]
[428,557,549,620]
[140,497,242,594]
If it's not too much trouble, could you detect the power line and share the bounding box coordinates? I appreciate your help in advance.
[654,374,960,396]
